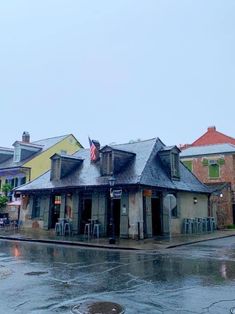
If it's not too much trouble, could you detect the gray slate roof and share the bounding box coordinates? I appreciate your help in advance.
[0,134,70,169]
[16,138,209,194]
[180,143,235,158]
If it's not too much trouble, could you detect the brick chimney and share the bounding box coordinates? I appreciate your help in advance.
[22,131,30,143]
[208,126,216,132]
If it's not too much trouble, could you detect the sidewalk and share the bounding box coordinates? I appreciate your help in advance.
[0,227,235,251]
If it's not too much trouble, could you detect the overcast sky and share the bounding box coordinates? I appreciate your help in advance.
[0,1,234,149]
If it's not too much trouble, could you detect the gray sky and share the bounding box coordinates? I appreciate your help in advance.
[0,1,234,149]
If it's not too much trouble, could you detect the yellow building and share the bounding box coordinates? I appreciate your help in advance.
[0,132,82,197]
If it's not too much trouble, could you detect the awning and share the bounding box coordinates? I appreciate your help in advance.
[7,200,21,206]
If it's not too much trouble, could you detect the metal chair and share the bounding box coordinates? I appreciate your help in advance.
[93,223,100,238]
[183,218,193,234]
[207,217,216,232]
[84,223,91,237]
[64,222,72,236]
[202,218,208,232]
[55,222,62,235]
[195,218,203,233]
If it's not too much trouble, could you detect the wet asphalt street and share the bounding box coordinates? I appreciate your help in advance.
[1,237,235,314]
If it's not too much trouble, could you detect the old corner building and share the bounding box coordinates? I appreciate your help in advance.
[15,138,210,239]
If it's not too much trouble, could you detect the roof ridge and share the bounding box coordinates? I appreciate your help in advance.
[111,137,157,147]
[32,133,71,144]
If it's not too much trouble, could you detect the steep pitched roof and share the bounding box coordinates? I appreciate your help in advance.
[191,126,235,146]
[32,134,70,150]
[0,134,73,169]
[16,138,209,194]
[180,143,235,158]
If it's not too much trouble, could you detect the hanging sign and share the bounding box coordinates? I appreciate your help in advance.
[110,189,122,199]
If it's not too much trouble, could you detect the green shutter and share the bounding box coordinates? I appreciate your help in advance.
[218,158,225,165]
[209,164,220,178]
[202,159,208,166]
[183,160,192,171]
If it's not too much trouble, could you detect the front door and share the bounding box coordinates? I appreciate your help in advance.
[81,198,92,233]
[151,197,162,236]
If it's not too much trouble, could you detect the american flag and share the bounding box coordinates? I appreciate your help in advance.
[88,137,98,161]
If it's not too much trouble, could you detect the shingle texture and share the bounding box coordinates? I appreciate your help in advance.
[16,138,209,194]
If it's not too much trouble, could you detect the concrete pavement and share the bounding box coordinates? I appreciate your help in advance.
[0,227,235,251]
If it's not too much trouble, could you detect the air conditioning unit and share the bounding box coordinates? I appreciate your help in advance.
[208,159,217,165]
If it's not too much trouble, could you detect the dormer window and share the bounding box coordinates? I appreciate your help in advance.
[51,157,61,180]
[50,153,83,181]
[101,151,113,175]
[100,145,135,176]
[171,152,180,178]
[159,145,181,180]
[13,145,21,162]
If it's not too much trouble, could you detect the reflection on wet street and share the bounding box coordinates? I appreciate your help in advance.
[1,237,235,313]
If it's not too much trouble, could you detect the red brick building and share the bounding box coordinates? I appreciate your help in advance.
[180,127,235,228]
[180,126,235,149]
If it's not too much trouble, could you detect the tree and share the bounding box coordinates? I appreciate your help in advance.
[2,183,12,196]
[0,183,12,211]
[0,195,9,209]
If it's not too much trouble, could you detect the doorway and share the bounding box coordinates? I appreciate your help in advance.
[50,195,61,228]
[107,198,121,237]
[151,197,162,236]
[81,198,92,233]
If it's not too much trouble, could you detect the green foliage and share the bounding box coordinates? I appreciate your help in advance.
[226,224,235,229]
[0,195,9,209]
[1,183,12,196]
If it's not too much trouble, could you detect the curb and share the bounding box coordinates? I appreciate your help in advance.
[0,235,142,251]
[166,233,235,248]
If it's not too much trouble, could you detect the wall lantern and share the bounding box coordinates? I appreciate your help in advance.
[193,197,198,204]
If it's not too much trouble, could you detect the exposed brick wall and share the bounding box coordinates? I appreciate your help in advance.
[192,155,235,186]
[182,154,235,227]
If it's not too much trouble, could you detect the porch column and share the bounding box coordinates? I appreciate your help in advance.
[92,191,106,236]
[43,195,51,229]
[145,195,152,237]
[129,190,144,239]
[72,191,79,234]
[120,192,129,238]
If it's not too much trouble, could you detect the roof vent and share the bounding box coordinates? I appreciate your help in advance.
[22,131,30,143]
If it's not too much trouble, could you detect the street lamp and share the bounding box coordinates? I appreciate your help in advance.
[109,176,116,244]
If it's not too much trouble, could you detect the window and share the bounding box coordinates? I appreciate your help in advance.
[13,146,21,162]
[209,164,220,178]
[51,158,61,180]
[20,177,26,185]
[183,160,193,172]
[101,152,113,175]
[171,152,180,178]
[32,196,40,218]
